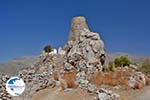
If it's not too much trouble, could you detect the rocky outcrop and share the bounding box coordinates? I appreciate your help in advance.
[64,16,105,73]
[128,72,146,89]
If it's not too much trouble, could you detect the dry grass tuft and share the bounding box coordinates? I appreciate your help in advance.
[61,70,77,89]
[145,76,150,85]
[53,71,59,81]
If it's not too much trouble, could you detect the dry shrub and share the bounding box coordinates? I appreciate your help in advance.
[140,59,150,75]
[88,72,104,85]
[60,78,67,90]
[95,72,104,85]
[53,71,59,81]
[145,77,150,85]
[103,73,112,85]
[88,68,132,87]
[62,70,77,88]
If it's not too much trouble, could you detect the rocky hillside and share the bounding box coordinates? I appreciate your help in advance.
[0,56,37,75]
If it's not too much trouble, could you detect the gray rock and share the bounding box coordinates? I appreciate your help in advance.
[64,62,74,71]
[87,83,97,93]
[128,71,146,89]
[96,88,121,100]
[111,93,120,100]
[129,64,139,71]
[58,47,66,55]
[98,93,110,100]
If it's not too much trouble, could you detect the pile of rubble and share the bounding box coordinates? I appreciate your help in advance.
[11,64,55,100]
[128,71,146,89]
[63,16,105,73]
[18,68,55,91]
[97,88,120,100]
[0,75,11,100]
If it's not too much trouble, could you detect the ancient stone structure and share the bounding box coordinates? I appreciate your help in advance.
[69,16,89,42]
[64,16,105,73]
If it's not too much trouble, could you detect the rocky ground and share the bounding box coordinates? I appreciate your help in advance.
[32,86,150,100]
[0,16,150,100]
[32,87,96,100]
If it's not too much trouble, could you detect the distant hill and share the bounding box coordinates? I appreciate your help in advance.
[0,53,150,76]
[106,52,150,66]
[0,56,37,76]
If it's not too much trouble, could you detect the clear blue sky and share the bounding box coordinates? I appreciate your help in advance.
[0,0,150,63]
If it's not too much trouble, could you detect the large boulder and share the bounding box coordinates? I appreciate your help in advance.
[128,72,146,89]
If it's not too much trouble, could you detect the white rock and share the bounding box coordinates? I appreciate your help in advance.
[111,93,121,100]
[128,71,146,88]
[64,63,74,71]
[58,48,66,55]
[49,49,57,54]
[129,64,138,70]
[98,93,110,100]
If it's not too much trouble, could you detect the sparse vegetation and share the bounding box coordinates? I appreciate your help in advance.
[102,66,109,72]
[89,68,132,86]
[53,71,59,81]
[114,56,132,67]
[108,62,115,72]
[43,45,53,53]
[105,56,132,72]
[62,71,77,88]
[140,59,150,75]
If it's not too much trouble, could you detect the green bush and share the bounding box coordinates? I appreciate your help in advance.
[140,59,150,75]
[108,62,115,72]
[102,66,110,72]
[114,56,132,67]
[43,45,53,53]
